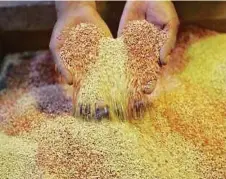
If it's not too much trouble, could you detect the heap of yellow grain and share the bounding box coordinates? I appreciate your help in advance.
[0,25,225,179]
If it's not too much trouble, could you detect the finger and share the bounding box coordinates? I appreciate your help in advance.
[160,18,179,65]
[49,16,75,84]
[50,46,73,85]
[55,1,96,18]
[94,101,109,119]
[50,6,112,85]
[118,1,146,37]
[60,6,112,38]
[74,6,112,37]
[142,80,157,95]
[95,106,109,120]
[50,6,111,51]
[88,8,112,38]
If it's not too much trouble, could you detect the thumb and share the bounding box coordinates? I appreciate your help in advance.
[160,18,179,65]
[117,1,146,37]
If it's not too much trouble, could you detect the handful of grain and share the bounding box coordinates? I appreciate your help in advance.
[60,23,105,84]
[122,20,167,116]
[60,20,167,119]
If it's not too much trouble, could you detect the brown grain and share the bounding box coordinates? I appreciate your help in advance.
[1,26,225,179]
[60,23,105,83]
[122,20,168,114]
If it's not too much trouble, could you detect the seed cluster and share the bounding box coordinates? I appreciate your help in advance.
[60,23,105,83]
[0,133,42,179]
[63,21,167,118]
[0,26,226,179]
[76,37,128,118]
[35,121,117,179]
[122,20,167,108]
[28,52,58,87]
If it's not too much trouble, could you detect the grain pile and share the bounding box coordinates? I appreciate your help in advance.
[0,26,226,179]
[60,21,167,118]
[0,133,42,179]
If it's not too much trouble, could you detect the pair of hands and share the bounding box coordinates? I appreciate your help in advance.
[49,1,179,85]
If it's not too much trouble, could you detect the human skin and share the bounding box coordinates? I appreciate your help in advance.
[49,1,112,85]
[50,1,179,84]
[49,1,179,117]
[118,1,179,65]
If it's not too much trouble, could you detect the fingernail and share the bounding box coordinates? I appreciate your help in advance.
[159,55,170,66]
[134,101,144,113]
[133,101,145,118]
[142,80,157,94]
[165,55,170,64]
[95,106,109,120]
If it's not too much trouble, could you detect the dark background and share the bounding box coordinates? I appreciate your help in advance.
[0,1,226,60]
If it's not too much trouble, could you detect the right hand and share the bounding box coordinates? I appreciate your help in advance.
[49,1,112,85]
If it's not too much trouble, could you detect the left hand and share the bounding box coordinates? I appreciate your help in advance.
[118,1,179,65]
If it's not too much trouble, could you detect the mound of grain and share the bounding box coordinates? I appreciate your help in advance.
[1,26,225,179]
[0,133,42,179]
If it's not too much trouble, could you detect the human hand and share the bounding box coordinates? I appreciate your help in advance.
[49,1,112,85]
[118,1,179,65]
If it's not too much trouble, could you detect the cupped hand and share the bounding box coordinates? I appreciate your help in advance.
[118,1,179,65]
[49,2,112,85]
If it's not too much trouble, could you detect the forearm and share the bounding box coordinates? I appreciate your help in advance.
[55,1,96,18]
